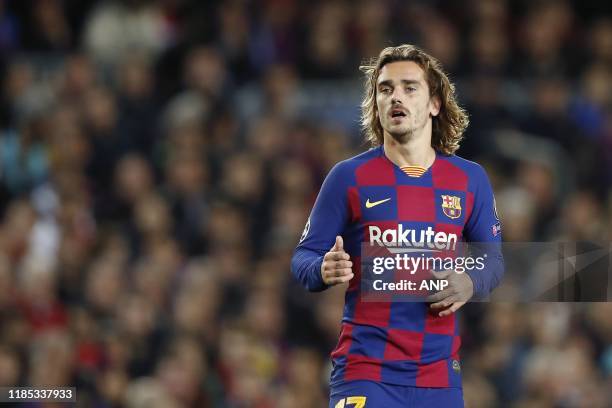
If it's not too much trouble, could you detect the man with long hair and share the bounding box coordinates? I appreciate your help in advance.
[292,45,503,407]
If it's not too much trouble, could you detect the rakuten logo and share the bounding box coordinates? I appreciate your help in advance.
[369,225,458,250]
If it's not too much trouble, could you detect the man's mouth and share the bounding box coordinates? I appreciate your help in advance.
[390,109,407,119]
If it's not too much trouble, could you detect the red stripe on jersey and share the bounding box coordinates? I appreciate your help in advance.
[344,354,382,382]
[451,336,461,360]
[356,157,395,186]
[331,323,354,359]
[383,329,424,361]
[433,223,463,236]
[424,311,456,335]
[353,299,391,327]
[465,191,475,224]
[416,359,449,387]
[397,186,436,221]
[348,187,362,222]
[432,159,468,191]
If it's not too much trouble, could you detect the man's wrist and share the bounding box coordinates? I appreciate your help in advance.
[313,255,328,290]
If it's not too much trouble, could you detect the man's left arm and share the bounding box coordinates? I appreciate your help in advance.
[462,165,504,300]
[428,164,504,315]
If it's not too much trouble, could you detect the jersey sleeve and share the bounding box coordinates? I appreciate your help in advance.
[291,162,351,292]
[463,165,504,300]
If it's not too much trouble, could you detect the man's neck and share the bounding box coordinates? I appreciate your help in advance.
[383,133,436,168]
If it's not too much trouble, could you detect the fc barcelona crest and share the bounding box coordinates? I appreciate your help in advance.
[441,195,462,219]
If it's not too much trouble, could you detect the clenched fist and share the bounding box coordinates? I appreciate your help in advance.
[321,236,354,285]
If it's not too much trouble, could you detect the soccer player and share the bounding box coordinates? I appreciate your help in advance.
[291,44,503,407]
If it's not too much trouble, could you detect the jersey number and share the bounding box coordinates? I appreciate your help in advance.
[335,396,367,408]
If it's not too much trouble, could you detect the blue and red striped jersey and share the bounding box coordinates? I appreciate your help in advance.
[292,146,503,388]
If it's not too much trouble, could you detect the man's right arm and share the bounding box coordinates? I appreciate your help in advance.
[291,162,352,292]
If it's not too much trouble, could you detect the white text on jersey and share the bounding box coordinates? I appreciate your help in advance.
[368,225,458,251]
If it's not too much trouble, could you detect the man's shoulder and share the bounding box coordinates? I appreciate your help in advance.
[342,146,382,165]
[439,153,488,178]
[331,146,382,173]
[322,147,383,189]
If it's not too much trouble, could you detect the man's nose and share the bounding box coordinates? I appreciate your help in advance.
[391,88,403,104]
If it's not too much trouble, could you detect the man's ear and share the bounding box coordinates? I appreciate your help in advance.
[430,95,441,117]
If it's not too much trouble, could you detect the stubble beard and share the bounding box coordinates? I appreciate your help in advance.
[388,126,413,144]
[385,115,418,144]
[385,112,430,145]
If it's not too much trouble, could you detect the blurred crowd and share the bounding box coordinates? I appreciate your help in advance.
[0,0,611,407]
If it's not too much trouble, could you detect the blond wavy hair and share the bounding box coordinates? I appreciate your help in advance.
[360,44,468,155]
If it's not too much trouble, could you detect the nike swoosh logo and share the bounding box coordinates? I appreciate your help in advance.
[365,198,391,208]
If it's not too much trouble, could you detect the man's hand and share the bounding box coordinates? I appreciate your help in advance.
[321,236,354,286]
[426,270,474,317]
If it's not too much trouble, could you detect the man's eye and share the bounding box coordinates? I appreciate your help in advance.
[380,87,392,94]
[406,86,416,92]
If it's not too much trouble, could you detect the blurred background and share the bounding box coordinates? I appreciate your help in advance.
[0,0,611,406]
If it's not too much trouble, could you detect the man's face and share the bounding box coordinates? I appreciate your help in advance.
[376,61,440,143]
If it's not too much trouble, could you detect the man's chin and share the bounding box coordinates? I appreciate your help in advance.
[388,129,412,144]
